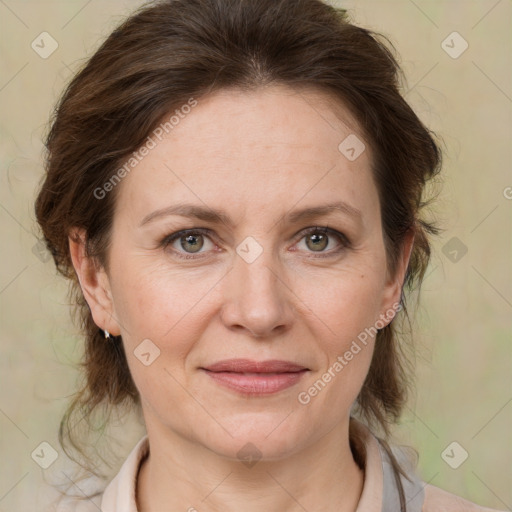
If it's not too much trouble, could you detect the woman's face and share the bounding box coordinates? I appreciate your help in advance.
[88,85,410,460]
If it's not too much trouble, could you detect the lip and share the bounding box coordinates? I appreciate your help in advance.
[200,359,309,396]
[203,359,308,373]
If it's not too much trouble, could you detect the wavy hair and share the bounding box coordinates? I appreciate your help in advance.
[34,0,443,509]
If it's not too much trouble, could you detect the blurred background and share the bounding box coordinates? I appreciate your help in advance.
[0,0,510,510]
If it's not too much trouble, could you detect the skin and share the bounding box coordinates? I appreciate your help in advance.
[69,84,414,512]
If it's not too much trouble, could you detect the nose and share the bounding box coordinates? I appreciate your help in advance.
[219,246,294,339]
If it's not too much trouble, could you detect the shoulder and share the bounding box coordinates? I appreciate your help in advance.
[375,436,504,512]
[45,473,105,512]
[423,483,506,512]
[50,491,103,512]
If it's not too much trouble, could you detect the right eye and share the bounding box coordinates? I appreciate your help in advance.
[160,228,217,259]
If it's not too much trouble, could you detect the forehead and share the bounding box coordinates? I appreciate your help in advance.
[115,84,378,230]
[163,84,365,157]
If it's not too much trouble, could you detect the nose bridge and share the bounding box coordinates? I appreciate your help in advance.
[220,235,292,336]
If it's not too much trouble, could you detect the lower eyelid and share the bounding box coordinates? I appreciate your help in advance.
[163,230,214,256]
[162,228,349,257]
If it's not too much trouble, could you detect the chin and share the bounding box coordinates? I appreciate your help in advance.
[201,414,308,462]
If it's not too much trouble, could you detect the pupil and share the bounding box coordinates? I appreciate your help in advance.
[308,232,327,251]
[183,234,203,253]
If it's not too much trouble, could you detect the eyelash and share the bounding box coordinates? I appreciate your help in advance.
[159,226,351,260]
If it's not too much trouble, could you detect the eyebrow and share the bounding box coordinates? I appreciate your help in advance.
[139,201,362,228]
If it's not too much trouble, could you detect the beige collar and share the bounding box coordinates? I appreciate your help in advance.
[100,418,423,511]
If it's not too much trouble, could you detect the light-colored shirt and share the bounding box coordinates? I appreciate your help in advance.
[53,419,505,511]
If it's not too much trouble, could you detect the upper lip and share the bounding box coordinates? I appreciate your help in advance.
[202,359,308,373]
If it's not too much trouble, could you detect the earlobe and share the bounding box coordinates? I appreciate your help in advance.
[68,227,121,337]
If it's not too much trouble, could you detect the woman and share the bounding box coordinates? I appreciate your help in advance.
[35,0,505,510]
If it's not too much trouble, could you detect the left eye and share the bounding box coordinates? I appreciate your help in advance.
[160,227,349,259]
[296,227,348,254]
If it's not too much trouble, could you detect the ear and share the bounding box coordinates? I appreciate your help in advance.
[378,228,415,325]
[68,227,121,336]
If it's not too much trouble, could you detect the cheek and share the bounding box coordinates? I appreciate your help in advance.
[109,260,227,407]
[296,281,377,422]
[112,264,210,412]
[110,254,217,337]
[292,264,382,397]
[295,263,384,343]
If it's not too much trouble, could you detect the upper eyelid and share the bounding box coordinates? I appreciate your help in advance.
[162,226,349,252]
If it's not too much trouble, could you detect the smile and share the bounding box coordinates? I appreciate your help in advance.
[201,369,309,396]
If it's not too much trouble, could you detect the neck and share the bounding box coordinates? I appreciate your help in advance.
[136,418,365,512]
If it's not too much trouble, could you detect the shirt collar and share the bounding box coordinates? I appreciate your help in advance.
[100,418,423,512]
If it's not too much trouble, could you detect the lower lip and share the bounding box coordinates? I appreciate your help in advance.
[202,370,308,395]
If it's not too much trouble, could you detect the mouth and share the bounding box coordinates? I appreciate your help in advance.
[200,359,309,396]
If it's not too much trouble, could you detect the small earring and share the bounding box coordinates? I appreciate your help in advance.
[104,329,112,339]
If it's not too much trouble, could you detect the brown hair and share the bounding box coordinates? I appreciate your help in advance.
[35,0,442,508]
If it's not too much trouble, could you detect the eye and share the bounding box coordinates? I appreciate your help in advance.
[159,226,350,260]
[160,228,216,259]
[294,226,350,257]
